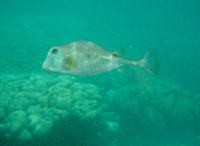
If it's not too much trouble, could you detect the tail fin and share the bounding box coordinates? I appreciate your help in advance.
[137,49,159,75]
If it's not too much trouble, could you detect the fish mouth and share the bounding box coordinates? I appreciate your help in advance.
[42,62,48,71]
[42,62,59,74]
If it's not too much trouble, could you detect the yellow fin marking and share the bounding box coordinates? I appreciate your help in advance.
[62,55,77,69]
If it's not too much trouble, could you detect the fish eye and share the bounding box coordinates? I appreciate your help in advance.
[51,48,58,54]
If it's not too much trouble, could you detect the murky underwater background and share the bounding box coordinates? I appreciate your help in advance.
[0,0,200,145]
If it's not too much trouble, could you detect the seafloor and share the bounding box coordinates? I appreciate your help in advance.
[0,70,199,146]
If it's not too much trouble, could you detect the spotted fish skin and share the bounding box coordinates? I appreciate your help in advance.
[42,41,159,76]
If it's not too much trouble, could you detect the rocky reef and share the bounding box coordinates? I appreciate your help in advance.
[0,73,199,146]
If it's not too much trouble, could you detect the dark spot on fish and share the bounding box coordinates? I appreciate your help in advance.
[51,48,58,54]
[62,56,77,69]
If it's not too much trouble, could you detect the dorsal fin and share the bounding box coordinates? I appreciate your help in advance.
[112,48,125,57]
[112,52,121,57]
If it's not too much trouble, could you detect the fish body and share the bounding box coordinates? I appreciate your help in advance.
[42,41,158,76]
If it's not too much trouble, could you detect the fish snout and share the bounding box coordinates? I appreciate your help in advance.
[42,62,48,71]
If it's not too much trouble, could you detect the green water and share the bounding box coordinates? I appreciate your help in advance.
[0,0,200,146]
